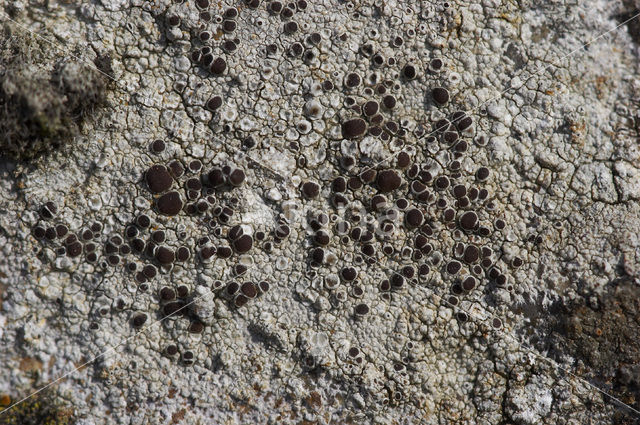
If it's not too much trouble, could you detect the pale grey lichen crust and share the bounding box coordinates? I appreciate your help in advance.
[0,0,639,424]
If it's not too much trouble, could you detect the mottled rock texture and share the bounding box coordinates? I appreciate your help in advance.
[0,0,639,424]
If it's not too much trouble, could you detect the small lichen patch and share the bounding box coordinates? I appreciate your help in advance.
[0,389,74,425]
[0,23,109,161]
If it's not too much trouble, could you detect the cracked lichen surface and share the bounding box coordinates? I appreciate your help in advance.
[1,0,640,424]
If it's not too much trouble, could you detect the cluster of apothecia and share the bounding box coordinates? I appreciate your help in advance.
[29,141,287,364]
[29,0,524,409]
